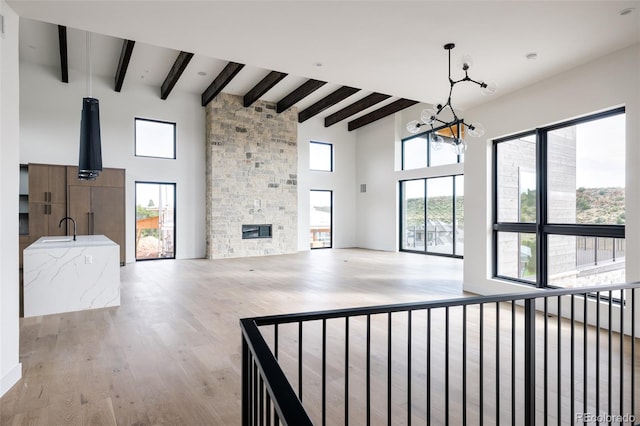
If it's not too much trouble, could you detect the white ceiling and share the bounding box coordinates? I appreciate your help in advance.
[9,1,640,126]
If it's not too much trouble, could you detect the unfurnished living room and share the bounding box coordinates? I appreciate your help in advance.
[1,1,639,425]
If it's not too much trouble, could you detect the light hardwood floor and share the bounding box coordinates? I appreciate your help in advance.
[1,249,464,425]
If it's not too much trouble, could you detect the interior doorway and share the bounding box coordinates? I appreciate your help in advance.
[135,182,176,260]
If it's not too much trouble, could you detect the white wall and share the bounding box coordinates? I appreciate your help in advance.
[463,43,640,295]
[19,61,206,262]
[297,119,357,250]
[354,115,399,251]
[1,0,22,397]
[354,104,464,252]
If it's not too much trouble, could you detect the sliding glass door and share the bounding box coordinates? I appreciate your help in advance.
[135,182,176,260]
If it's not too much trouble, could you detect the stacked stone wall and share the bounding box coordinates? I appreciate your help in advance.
[205,93,298,259]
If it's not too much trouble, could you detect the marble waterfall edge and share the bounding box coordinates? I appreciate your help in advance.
[23,235,120,317]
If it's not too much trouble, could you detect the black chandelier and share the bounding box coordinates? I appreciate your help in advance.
[406,43,496,154]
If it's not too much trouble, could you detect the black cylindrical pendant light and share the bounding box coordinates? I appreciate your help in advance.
[78,32,102,180]
[78,97,102,180]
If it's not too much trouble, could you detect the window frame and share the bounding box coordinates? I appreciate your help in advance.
[401,120,464,170]
[309,141,334,172]
[399,174,464,259]
[492,107,626,288]
[135,181,177,261]
[134,117,177,159]
[309,189,333,249]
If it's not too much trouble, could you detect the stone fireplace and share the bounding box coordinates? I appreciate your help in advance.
[205,93,298,259]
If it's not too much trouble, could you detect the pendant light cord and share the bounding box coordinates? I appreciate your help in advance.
[86,31,92,98]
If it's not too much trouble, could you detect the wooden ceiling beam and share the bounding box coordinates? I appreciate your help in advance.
[201,61,245,107]
[324,93,391,127]
[347,98,419,131]
[160,51,194,100]
[298,86,360,123]
[243,71,288,108]
[276,79,326,113]
[57,25,68,83]
[114,39,135,92]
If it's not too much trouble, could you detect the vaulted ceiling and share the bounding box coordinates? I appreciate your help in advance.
[11,1,640,131]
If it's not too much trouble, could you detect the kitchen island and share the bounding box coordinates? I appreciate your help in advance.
[23,235,120,318]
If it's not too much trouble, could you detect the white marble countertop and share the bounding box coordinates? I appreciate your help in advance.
[26,235,118,250]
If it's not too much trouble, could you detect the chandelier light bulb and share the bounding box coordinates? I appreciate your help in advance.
[480,81,498,96]
[450,138,466,155]
[407,120,421,134]
[420,108,437,125]
[460,54,474,71]
[431,133,444,150]
[467,122,486,138]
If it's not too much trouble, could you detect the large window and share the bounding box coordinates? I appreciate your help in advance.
[493,108,625,288]
[400,175,463,257]
[402,124,464,170]
[135,118,176,159]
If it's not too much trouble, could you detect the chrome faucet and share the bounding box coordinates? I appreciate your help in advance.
[58,217,77,241]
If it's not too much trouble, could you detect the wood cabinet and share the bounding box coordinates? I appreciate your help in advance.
[67,166,126,265]
[28,164,67,242]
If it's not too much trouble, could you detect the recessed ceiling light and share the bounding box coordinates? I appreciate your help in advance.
[619,7,635,16]
[197,71,207,76]
[525,52,538,60]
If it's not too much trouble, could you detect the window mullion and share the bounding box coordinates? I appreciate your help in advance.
[537,128,547,288]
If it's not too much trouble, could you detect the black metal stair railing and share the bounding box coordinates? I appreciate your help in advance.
[240,282,640,425]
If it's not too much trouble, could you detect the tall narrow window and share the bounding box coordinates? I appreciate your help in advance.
[135,118,176,159]
[136,182,176,260]
[309,141,333,172]
[310,190,332,249]
[493,108,625,288]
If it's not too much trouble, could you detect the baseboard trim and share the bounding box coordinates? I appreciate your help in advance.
[1,362,22,397]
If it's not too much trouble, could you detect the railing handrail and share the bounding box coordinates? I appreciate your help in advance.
[246,281,640,326]
[241,318,314,426]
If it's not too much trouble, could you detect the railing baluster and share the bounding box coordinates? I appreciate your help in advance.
[524,299,535,426]
[462,306,467,426]
[608,291,613,416]
[274,324,278,359]
[632,289,636,417]
[387,312,392,426]
[619,289,624,420]
[259,375,264,426]
[254,363,259,426]
[407,310,412,426]
[513,300,517,426]
[583,292,588,419]
[242,339,251,426]
[345,316,349,426]
[322,318,327,426]
[426,309,431,426]
[557,296,562,424]
[367,314,371,426]
[542,297,547,426]
[480,303,484,426]
[570,294,575,421]
[266,392,271,426]
[596,291,600,418]
[496,302,500,424]
[299,321,303,402]
[443,307,449,425]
